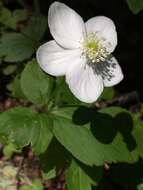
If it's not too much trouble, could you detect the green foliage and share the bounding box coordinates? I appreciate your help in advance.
[66,160,92,190]
[0,33,36,62]
[54,77,82,105]
[0,107,53,154]
[40,139,70,174]
[126,0,143,14]
[20,179,44,190]
[52,107,137,166]
[11,76,27,99]
[22,15,47,41]
[138,183,143,190]
[3,65,17,75]
[66,159,102,190]
[47,106,143,171]
[0,14,47,62]
[100,107,143,160]
[0,2,143,189]
[99,87,114,100]
[0,7,28,29]
[3,143,20,159]
[20,59,54,105]
[42,168,56,180]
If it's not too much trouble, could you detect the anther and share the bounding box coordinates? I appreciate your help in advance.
[81,32,109,64]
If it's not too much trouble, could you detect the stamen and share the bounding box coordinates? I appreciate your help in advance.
[81,32,110,64]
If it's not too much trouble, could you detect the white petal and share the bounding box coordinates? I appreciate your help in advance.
[95,56,123,87]
[36,40,81,76]
[66,60,104,103]
[48,2,85,49]
[85,16,117,53]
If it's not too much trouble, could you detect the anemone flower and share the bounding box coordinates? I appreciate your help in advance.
[36,1,123,103]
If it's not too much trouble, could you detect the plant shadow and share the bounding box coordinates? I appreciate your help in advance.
[72,106,137,151]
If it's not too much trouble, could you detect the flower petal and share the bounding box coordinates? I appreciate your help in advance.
[36,40,81,76]
[48,2,85,49]
[95,56,123,87]
[85,16,117,53]
[66,60,104,103]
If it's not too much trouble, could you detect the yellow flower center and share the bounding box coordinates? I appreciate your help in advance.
[82,33,109,63]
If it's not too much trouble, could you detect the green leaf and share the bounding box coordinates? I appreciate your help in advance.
[11,76,27,99]
[126,0,143,14]
[21,59,54,105]
[0,107,53,154]
[53,116,100,166]
[51,107,77,120]
[0,7,28,29]
[42,168,56,180]
[54,77,81,106]
[3,143,20,159]
[99,106,143,160]
[20,179,44,190]
[66,159,102,190]
[138,183,143,190]
[0,33,36,62]
[66,159,92,190]
[40,139,70,173]
[3,65,17,75]
[99,87,114,100]
[53,107,135,166]
[22,15,47,41]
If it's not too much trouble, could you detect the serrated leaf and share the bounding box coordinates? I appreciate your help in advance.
[20,59,54,105]
[0,107,53,154]
[22,15,47,41]
[53,107,135,166]
[0,33,36,62]
[126,0,143,14]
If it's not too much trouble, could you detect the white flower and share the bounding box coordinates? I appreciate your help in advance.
[36,1,123,103]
